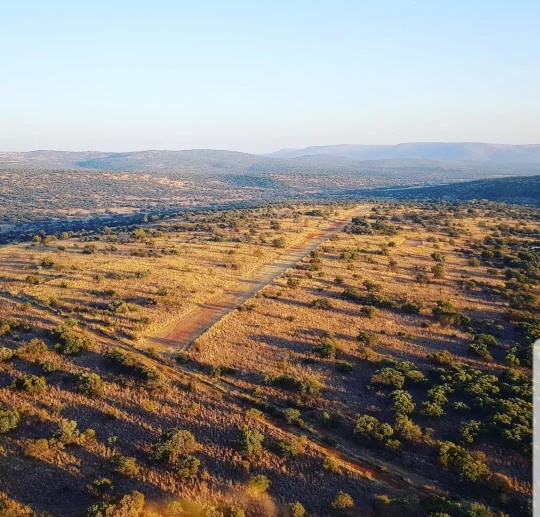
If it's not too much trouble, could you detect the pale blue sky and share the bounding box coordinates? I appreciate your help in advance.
[1,1,539,153]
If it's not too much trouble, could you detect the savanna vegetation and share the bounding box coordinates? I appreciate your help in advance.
[0,201,536,516]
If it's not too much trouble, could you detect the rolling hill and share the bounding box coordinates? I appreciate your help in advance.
[265,142,540,162]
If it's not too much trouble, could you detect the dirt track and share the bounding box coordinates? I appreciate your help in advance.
[148,211,367,351]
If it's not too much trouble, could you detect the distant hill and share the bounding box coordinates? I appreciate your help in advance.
[265,142,540,163]
[2,150,540,181]
[364,175,540,206]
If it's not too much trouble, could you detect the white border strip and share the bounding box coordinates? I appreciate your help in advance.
[534,339,539,516]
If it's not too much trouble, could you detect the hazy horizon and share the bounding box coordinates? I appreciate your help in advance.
[2,140,540,156]
[2,1,539,153]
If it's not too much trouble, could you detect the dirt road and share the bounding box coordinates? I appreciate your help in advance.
[148,211,366,351]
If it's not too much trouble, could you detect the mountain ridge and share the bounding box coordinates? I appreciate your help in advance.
[264,142,540,162]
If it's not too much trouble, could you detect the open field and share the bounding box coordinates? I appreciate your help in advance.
[0,201,536,516]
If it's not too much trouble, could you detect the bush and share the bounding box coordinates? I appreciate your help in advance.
[53,320,93,355]
[279,435,308,457]
[426,350,455,365]
[77,373,104,395]
[110,455,141,477]
[25,275,40,285]
[285,502,305,517]
[311,298,333,310]
[460,420,482,444]
[239,426,264,458]
[360,305,378,318]
[468,342,493,361]
[0,407,20,433]
[51,419,83,446]
[312,337,338,359]
[91,478,113,496]
[11,375,46,394]
[17,339,47,357]
[0,347,15,363]
[371,368,405,389]
[357,331,379,346]
[323,455,341,474]
[247,475,270,494]
[332,492,354,509]
[395,415,422,442]
[420,401,445,417]
[431,264,446,279]
[281,408,302,425]
[438,441,490,482]
[87,490,144,517]
[175,454,200,479]
[390,390,415,414]
[298,375,323,397]
[150,429,199,463]
[401,300,424,314]
[25,439,51,459]
[355,415,393,442]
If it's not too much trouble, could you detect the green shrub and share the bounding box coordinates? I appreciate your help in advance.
[11,375,46,394]
[332,491,354,509]
[239,426,264,458]
[390,390,415,414]
[355,415,393,442]
[371,368,405,389]
[247,475,270,494]
[77,373,104,395]
[426,350,455,365]
[0,407,20,434]
[360,305,378,318]
[357,330,379,346]
[311,298,333,310]
[420,401,445,417]
[281,408,302,425]
[110,455,141,477]
[87,490,144,517]
[150,428,199,463]
[395,414,422,442]
[175,455,200,479]
[91,478,113,496]
[438,441,490,482]
[285,502,305,517]
[0,347,15,363]
[323,455,341,474]
[279,435,308,457]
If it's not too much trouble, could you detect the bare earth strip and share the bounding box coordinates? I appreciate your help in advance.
[148,210,368,351]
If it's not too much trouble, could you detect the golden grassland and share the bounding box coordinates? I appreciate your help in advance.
[193,206,537,497]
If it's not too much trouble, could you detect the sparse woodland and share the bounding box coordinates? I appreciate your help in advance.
[0,201,536,516]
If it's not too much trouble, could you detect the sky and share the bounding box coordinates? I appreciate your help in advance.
[1,1,539,153]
